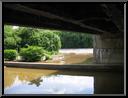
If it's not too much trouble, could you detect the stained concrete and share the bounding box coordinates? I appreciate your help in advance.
[93,32,124,64]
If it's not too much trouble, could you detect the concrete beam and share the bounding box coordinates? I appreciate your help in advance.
[4,62,123,72]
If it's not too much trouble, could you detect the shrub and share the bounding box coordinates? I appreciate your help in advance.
[4,49,17,61]
[43,50,52,60]
[4,25,14,38]
[29,31,61,53]
[4,25,21,50]
[20,46,52,62]
[17,27,61,53]
[18,28,39,47]
[4,37,17,49]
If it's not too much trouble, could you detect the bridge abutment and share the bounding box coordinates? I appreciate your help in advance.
[93,33,124,64]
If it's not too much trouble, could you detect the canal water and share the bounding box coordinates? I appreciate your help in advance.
[4,67,124,94]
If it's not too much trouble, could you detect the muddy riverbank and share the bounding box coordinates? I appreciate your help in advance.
[5,49,94,65]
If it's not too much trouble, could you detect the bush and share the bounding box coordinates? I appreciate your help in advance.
[17,28,39,47]
[17,27,61,53]
[20,46,52,62]
[4,49,17,61]
[41,32,61,52]
[43,50,52,60]
[4,37,17,49]
[4,25,21,50]
[29,31,61,52]
[4,25,14,38]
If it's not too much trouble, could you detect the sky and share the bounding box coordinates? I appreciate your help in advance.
[12,26,19,29]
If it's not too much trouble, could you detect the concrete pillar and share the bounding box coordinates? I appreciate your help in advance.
[94,72,124,94]
[93,33,124,64]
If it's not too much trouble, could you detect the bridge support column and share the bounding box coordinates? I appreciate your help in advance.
[93,33,124,64]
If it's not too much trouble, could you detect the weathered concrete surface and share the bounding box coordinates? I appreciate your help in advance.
[4,62,123,72]
[94,72,124,94]
[93,32,124,64]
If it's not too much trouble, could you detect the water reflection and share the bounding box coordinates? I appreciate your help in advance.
[4,75,94,94]
[4,67,123,94]
[29,77,43,87]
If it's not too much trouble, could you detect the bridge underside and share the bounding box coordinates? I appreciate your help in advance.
[3,3,124,64]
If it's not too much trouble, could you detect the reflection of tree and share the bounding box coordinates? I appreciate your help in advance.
[29,77,43,87]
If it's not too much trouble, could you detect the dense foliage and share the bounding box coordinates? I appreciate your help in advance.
[36,32,61,52]
[4,37,17,49]
[16,27,39,47]
[15,27,61,53]
[4,49,17,61]
[20,46,52,62]
[4,25,21,49]
[4,25,93,61]
[58,32,93,48]
[20,46,44,62]
[4,25,14,38]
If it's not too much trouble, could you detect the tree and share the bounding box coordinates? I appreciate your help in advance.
[4,25,14,38]
[4,37,17,49]
[4,25,21,50]
[36,31,61,52]
[17,27,61,53]
[58,31,93,48]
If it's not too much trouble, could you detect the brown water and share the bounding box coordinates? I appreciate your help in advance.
[4,67,124,94]
[35,49,94,65]
[45,53,93,64]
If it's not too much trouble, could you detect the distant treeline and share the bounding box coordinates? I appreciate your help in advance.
[57,31,93,48]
